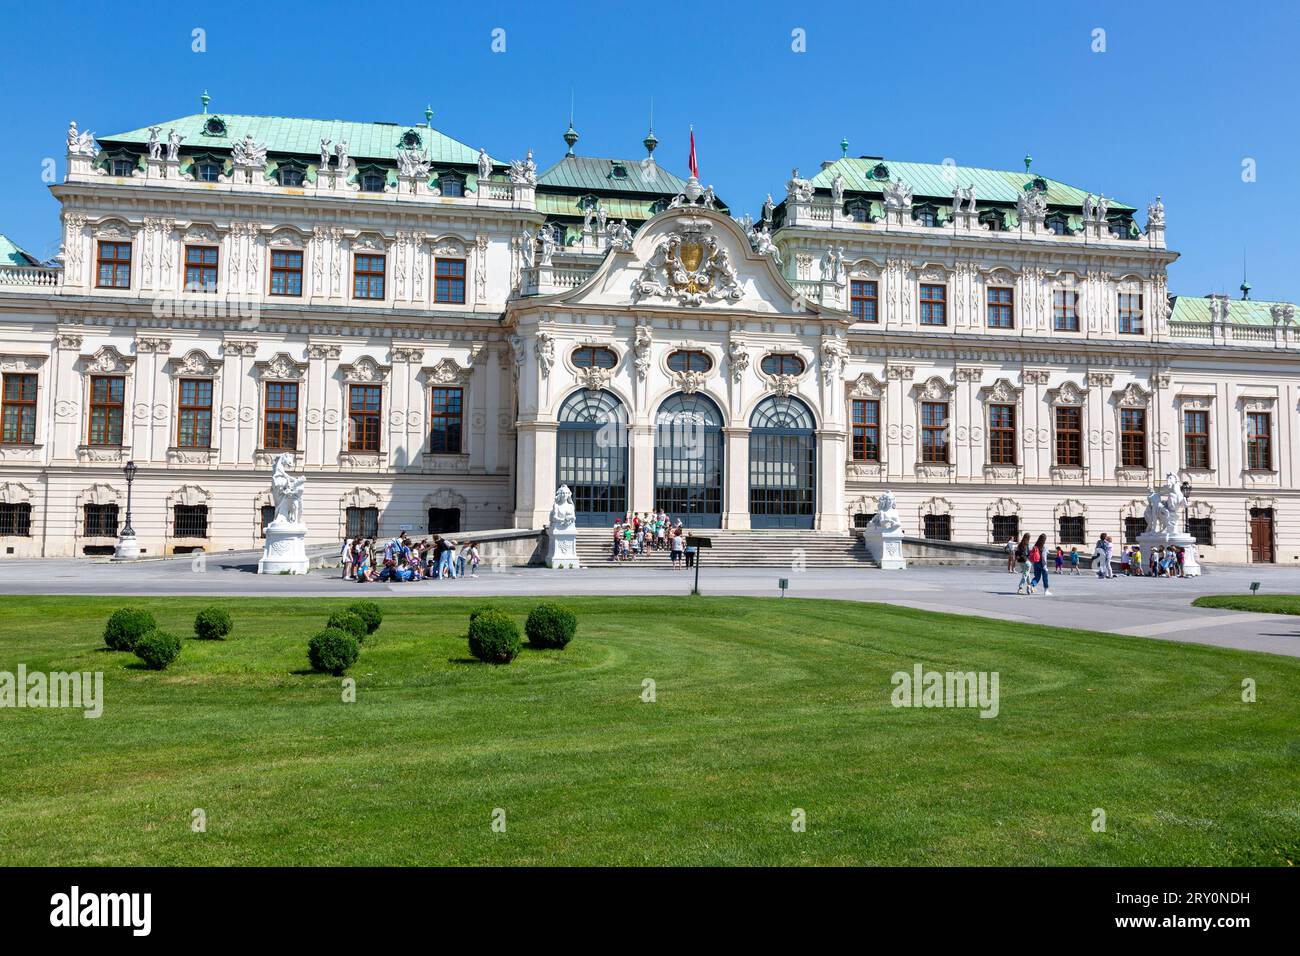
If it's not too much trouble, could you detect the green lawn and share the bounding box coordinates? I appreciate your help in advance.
[1194,593,1300,616]
[0,595,1296,866]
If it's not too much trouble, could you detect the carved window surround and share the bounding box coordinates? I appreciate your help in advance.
[166,447,219,466]
[76,445,131,464]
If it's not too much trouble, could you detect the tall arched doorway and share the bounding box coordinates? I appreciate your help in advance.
[655,392,723,528]
[749,395,816,529]
[556,389,628,527]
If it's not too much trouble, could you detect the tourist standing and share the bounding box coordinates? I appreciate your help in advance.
[1029,533,1052,596]
[1005,536,1017,572]
[1015,533,1033,594]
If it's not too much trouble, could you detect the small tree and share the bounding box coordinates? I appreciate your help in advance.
[525,603,577,649]
[193,606,234,640]
[308,628,360,676]
[467,610,522,664]
[134,631,182,670]
[104,608,157,652]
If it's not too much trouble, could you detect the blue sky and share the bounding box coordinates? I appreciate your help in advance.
[2,0,1296,300]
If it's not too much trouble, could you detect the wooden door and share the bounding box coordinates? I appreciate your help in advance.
[1249,508,1275,563]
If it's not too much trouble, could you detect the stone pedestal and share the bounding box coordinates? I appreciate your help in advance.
[545,525,579,569]
[863,527,906,570]
[1137,531,1201,577]
[112,533,140,561]
[259,521,310,574]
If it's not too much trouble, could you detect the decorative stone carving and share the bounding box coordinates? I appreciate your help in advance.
[1146,196,1164,227]
[847,372,885,398]
[631,218,742,306]
[883,178,914,211]
[259,453,309,575]
[535,332,555,378]
[576,366,611,391]
[1113,381,1152,408]
[820,337,848,384]
[769,374,799,398]
[66,121,97,156]
[508,150,538,185]
[254,352,307,381]
[633,325,653,380]
[231,134,268,167]
[546,485,580,569]
[728,340,750,383]
[673,370,708,394]
[340,356,389,384]
[169,349,221,378]
[426,357,472,385]
[784,168,813,203]
[862,489,905,570]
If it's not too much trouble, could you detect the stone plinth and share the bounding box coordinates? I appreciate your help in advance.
[546,525,579,569]
[112,533,140,561]
[863,526,906,570]
[258,521,309,574]
[1136,531,1201,577]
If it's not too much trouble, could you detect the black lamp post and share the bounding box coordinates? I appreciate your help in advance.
[121,460,137,537]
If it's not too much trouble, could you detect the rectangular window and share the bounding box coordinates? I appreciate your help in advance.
[269,249,304,297]
[345,506,379,539]
[83,503,119,537]
[173,504,209,538]
[1123,516,1146,545]
[923,513,951,541]
[184,245,219,292]
[986,287,1014,329]
[1185,517,1213,546]
[88,375,125,446]
[1054,406,1082,466]
[263,382,299,451]
[1183,409,1210,470]
[177,379,213,449]
[850,280,878,323]
[1247,412,1272,470]
[1,373,37,444]
[1120,408,1147,468]
[348,384,382,452]
[435,258,467,304]
[988,404,1016,465]
[851,399,880,462]
[0,503,32,537]
[96,241,132,289]
[1058,515,1086,545]
[920,284,947,326]
[353,254,386,300]
[991,514,1019,542]
[1053,289,1079,332]
[429,386,463,454]
[1118,293,1144,334]
[921,401,949,463]
[260,504,276,538]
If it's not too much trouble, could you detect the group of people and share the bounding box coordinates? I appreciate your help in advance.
[609,511,692,568]
[1004,532,1191,592]
[340,533,480,583]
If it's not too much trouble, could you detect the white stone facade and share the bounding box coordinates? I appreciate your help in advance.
[0,121,1294,564]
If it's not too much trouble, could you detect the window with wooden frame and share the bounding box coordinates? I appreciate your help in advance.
[986,287,1014,329]
[1183,409,1210,470]
[88,375,125,446]
[353,254,386,299]
[988,403,1016,465]
[572,346,617,369]
[666,350,713,373]
[263,382,299,451]
[269,249,304,296]
[177,379,213,448]
[429,387,463,454]
[850,280,878,323]
[1054,405,1082,466]
[1053,289,1079,331]
[760,353,805,376]
[919,284,947,326]
[1,373,37,444]
[851,399,880,462]
[1120,407,1147,468]
[434,257,466,304]
[96,241,132,289]
[184,245,219,293]
[1247,412,1273,470]
[348,384,382,452]
[1118,293,1144,334]
[921,401,949,463]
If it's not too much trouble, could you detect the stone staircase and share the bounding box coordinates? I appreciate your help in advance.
[575,529,879,568]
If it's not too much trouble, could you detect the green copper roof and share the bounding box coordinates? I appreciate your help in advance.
[0,233,41,268]
[538,155,687,195]
[100,114,490,166]
[1169,296,1296,327]
[810,157,1134,211]
[536,192,665,221]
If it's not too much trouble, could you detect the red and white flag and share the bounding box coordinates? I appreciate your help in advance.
[687,127,698,179]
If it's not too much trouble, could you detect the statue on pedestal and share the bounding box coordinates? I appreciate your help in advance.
[259,453,310,574]
[863,489,906,570]
[546,485,580,569]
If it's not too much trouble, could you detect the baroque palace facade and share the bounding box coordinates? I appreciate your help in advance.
[0,106,1295,563]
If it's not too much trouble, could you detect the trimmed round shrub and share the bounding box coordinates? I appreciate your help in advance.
[134,630,182,671]
[104,607,157,652]
[308,628,359,676]
[193,606,234,641]
[468,605,503,623]
[467,610,521,665]
[347,600,383,635]
[325,609,368,642]
[525,603,577,649]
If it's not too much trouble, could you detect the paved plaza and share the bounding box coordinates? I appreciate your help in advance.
[3,552,1297,658]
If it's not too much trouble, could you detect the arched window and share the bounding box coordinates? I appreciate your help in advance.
[749,395,816,529]
[667,350,713,373]
[278,166,305,187]
[655,393,723,527]
[572,346,617,369]
[557,390,627,527]
[760,353,805,376]
[195,162,222,183]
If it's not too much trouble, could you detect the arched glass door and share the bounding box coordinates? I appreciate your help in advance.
[655,393,723,528]
[557,389,627,527]
[749,395,816,529]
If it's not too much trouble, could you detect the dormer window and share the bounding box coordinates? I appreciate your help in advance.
[845,199,873,223]
[277,164,305,187]
[360,169,387,193]
[869,162,890,181]
[980,209,1006,232]
[195,162,222,183]
[111,157,135,177]
[437,173,465,197]
[610,162,628,179]
[202,116,227,137]
[912,205,938,228]
[1046,213,1071,236]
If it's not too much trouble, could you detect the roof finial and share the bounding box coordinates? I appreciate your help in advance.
[643,97,657,158]
[1241,247,1251,299]
[840,136,849,158]
[1024,152,1032,172]
[201,89,210,114]
[424,104,433,127]
[564,91,578,157]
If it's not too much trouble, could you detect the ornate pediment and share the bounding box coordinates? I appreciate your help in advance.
[424,357,472,385]
[82,345,133,374]
[255,352,307,382]
[980,377,1022,404]
[169,349,221,378]
[914,375,955,401]
[847,372,885,398]
[341,355,389,384]
[1113,381,1151,408]
[1048,380,1088,407]
[631,217,742,307]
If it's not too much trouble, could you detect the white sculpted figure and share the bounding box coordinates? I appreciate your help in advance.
[870,490,904,533]
[751,223,782,265]
[166,129,183,162]
[147,127,162,161]
[702,184,717,209]
[607,218,633,250]
[550,485,576,531]
[884,178,913,210]
[831,172,845,205]
[319,138,332,169]
[269,453,306,526]
[1144,473,1186,535]
[1147,195,1165,227]
[596,204,608,234]
[67,121,97,156]
[519,225,536,269]
[396,147,430,179]
[762,193,775,223]
[509,150,538,185]
[477,147,492,182]
[233,134,267,166]
[538,223,558,266]
[335,140,350,172]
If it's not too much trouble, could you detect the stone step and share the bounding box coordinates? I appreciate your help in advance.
[574,529,878,567]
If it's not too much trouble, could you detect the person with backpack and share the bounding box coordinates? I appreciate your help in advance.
[1029,533,1052,596]
[1015,533,1033,595]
